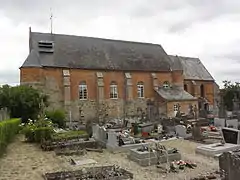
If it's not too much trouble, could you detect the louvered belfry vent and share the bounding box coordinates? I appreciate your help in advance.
[38,40,54,53]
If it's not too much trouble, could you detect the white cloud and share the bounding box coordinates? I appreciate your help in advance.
[0,0,240,87]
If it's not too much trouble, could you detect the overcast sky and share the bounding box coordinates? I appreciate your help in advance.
[0,0,240,87]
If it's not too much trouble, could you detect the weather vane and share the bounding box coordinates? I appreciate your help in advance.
[50,8,53,34]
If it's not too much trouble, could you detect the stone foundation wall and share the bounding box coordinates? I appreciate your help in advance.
[67,98,149,122]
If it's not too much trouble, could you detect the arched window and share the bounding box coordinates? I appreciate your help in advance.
[137,81,144,98]
[184,84,188,91]
[110,81,118,99]
[163,81,170,88]
[200,84,205,97]
[79,81,87,100]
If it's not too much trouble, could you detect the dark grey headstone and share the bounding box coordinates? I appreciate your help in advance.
[222,128,240,144]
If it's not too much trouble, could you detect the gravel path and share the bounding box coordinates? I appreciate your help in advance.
[0,136,220,180]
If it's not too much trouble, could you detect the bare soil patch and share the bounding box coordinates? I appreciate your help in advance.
[0,136,219,180]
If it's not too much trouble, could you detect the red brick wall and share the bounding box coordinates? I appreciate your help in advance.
[184,80,215,105]
[20,68,178,101]
[20,67,43,83]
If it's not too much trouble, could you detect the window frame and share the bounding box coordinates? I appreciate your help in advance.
[137,81,144,98]
[163,81,170,88]
[173,104,179,111]
[110,82,118,99]
[79,81,88,100]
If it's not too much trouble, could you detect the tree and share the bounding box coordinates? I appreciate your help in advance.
[222,80,240,111]
[0,85,48,123]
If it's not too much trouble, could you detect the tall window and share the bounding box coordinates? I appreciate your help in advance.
[184,84,188,91]
[174,104,179,111]
[110,81,118,99]
[163,81,170,88]
[79,81,87,100]
[200,84,205,97]
[137,81,144,98]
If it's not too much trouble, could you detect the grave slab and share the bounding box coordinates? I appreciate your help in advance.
[196,143,240,157]
[196,127,240,157]
[128,148,181,167]
[71,158,97,166]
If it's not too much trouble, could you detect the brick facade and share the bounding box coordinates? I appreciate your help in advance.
[20,67,208,121]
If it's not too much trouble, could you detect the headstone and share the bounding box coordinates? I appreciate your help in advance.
[222,127,240,144]
[107,132,118,148]
[232,93,239,114]
[192,124,203,141]
[175,125,192,138]
[92,124,98,139]
[214,118,225,128]
[226,119,238,129]
[226,111,233,118]
[193,105,198,120]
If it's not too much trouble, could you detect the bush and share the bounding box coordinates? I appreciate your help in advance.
[21,118,54,143]
[34,127,53,143]
[0,85,49,123]
[45,109,66,128]
[0,118,20,155]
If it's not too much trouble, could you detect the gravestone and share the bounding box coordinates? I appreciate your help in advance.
[175,125,192,138]
[92,124,98,139]
[193,105,198,120]
[222,127,240,144]
[232,93,239,115]
[106,131,118,148]
[214,118,225,128]
[192,124,203,141]
[226,119,238,129]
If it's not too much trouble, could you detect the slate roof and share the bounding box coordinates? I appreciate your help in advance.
[156,87,197,101]
[169,55,214,81]
[168,55,183,71]
[21,31,172,71]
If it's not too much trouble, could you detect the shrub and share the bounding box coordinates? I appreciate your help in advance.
[21,118,54,143]
[0,118,20,155]
[45,109,66,128]
[0,85,49,123]
[34,127,53,143]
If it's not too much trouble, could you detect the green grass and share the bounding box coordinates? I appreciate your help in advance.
[52,130,87,140]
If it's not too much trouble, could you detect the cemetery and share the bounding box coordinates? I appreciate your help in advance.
[3,95,240,180]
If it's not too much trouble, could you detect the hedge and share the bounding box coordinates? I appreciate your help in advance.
[0,118,20,155]
[34,127,53,143]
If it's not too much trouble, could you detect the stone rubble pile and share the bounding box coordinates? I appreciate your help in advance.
[190,170,222,180]
[43,165,133,180]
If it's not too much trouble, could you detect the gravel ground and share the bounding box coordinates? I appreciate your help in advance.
[0,136,220,180]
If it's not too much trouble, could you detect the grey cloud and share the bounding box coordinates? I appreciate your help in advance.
[0,0,125,25]
[0,70,19,85]
[215,70,240,80]
[1,0,240,33]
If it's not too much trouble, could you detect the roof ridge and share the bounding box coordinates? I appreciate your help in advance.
[170,54,200,60]
[31,31,162,47]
